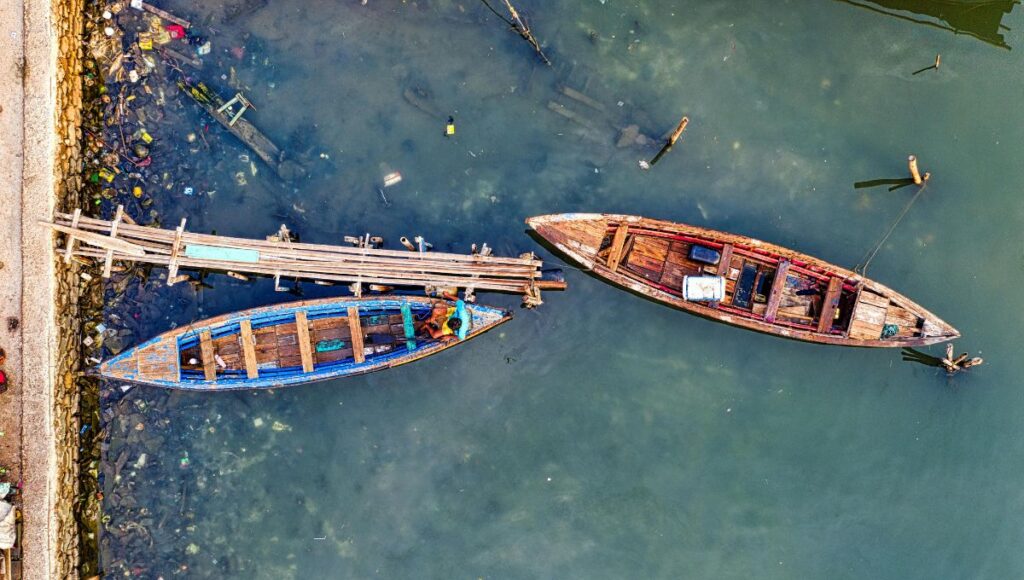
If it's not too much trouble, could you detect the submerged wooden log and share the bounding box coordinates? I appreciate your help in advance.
[178,81,306,181]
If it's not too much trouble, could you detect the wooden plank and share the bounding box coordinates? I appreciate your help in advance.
[347,306,365,364]
[100,206,123,278]
[763,260,791,323]
[859,290,890,309]
[817,277,844,333]
[166,218,187,283]
[606,225,630,272]
[43,221,148,256]
[138,1,192,28]
[239,319,259,379]
[62,208,81,263]
[295,311,314,373]
[716,243,734,276]
[185,244,261,262]
[199,330,216,381]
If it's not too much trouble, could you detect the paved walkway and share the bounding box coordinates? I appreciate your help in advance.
[1,0,64,577]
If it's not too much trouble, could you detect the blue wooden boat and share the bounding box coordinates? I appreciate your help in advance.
[99,296,511,390]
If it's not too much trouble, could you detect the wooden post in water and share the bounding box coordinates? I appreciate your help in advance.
[643,116,689,169]
[908,155,929,185]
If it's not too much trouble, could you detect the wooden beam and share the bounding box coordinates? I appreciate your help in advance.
[166,218,187,284]
[763,260,791,323]
[102,205,124,278]
[817,276,844,334]
[42,221,147,256]
[295,311,314,373]
[239,319,259,379]
[62,208,81,263]
[199,329,216,381]
[347,306,365,364]
[136,1,191,28]
[606,225,630,273]
[716,243,734,276]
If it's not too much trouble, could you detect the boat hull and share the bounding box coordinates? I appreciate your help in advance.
[99,295,511,390]
[528,213,958,347]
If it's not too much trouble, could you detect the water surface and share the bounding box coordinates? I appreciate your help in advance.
[99,1,1024,578]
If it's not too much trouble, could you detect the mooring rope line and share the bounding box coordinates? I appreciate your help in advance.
[855,183,928,275]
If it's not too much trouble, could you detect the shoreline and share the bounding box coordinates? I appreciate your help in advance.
[2,0,87,576]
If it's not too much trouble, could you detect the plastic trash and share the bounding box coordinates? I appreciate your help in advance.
[183,186,194,196]
[165,24,185,39]
[383,171,402,187]
[196,41,211,56]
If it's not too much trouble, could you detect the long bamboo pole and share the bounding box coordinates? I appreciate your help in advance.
[68,247,534,291]
[53,213,542,267]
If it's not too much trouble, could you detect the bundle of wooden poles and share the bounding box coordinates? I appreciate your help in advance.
[44,207,565,303]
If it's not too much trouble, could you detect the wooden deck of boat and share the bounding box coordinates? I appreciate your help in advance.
[528,213,959,347]
[181,311,409,379]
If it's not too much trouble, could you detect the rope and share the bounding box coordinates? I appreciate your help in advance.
[855,183,928,275]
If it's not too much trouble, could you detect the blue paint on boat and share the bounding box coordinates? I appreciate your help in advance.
[99,297,511,391]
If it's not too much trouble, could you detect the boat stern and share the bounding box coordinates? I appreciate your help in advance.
[99,349,141,382]
[525,213,608,270]
[99,335,181,387]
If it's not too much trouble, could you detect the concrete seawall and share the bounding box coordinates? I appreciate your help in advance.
[2,0,86,576]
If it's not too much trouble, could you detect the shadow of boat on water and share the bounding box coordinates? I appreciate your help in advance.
[836,0,1018,50]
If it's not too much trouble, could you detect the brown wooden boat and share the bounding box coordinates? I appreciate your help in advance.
[527,213,958,347]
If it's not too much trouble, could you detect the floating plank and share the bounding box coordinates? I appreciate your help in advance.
[817,277,844,333]
[239,320,259,379]
[295,311,314,373]
[42,222,147,256]
[184,244,260,263]
[199,330,216,381]
[102,205,124,278]
[606,225,630,273]
[62,208,81,263]
[763,260,791,323]
[347,306,365,364]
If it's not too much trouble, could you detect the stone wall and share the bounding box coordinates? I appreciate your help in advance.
[52,0,86,576]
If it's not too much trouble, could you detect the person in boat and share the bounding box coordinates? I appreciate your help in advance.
[419,292,470,342]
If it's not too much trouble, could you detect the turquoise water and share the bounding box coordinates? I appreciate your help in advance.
[99,1,1024,578]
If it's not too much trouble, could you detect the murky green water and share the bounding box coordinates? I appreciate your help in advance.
[98,1,1024,577]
